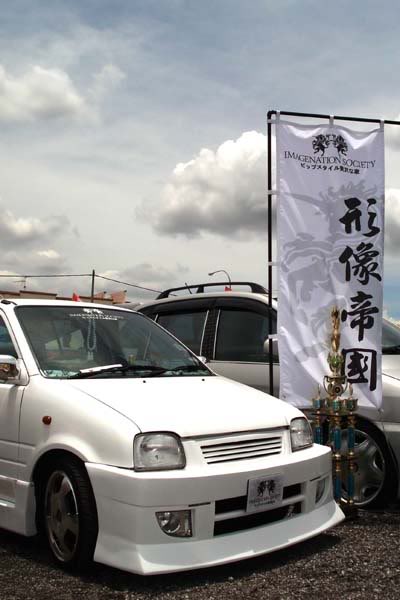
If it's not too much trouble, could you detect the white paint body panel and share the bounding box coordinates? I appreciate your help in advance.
[0,299,344,574]
[88,445,341,574]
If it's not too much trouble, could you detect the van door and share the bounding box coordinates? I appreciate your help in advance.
[209,298,280,396]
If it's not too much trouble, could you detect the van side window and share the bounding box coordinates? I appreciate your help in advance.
[0,317,17,358]
[157,311,208,354]
[215,309,276,362]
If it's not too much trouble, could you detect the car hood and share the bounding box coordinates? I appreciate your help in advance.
[66,375,301,437]
[382,354,400,380]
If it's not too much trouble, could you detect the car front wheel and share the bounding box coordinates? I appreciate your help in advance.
[40,458,98,569]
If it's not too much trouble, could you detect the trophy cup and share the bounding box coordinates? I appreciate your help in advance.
[312,307,358,514]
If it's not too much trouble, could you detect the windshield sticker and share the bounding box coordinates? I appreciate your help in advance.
[68,311,123,321]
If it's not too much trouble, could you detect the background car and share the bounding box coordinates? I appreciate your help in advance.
[138,281,400,510]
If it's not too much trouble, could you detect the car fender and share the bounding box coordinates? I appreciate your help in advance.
[18,377,139,480]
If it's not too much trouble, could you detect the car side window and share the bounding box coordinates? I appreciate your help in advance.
[157,311,208,354]
[0,316,17,358]
[215,308,276,362]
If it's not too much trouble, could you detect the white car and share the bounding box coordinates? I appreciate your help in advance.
[0,299,343,575]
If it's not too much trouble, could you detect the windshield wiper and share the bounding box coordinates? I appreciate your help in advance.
[69,364,167,379]
[142,364,210,377]
[69,362,210,379]
[168,364,209,373]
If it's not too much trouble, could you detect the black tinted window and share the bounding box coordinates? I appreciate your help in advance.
[215,309,276,362]
[157,311,207,354]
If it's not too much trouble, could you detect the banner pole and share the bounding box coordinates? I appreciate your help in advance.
[267,111,274,396]
[268,109,400,127]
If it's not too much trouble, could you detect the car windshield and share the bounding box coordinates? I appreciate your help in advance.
[382,319,400,354]
[15,305,211,379]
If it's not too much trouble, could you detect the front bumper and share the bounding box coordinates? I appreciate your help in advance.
[86,444,344,575]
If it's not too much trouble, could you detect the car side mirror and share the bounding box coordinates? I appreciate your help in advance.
[0,355,20,381]
[263,338,279,359]
[197,355,208,364]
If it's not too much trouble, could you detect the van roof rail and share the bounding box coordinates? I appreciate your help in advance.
[156,281,268,299]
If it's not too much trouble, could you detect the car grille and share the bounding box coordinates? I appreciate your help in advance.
[214,503,302,536]
[200,431,283,464]
[213,483,303,536]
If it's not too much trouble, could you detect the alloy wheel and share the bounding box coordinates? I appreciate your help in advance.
[341,428,386,507]
[44,470,80,562]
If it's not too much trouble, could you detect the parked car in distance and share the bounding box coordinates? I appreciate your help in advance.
[138,281,400,510]
[0,298,343,575]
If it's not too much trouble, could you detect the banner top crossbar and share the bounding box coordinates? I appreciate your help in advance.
[267,109,400,126]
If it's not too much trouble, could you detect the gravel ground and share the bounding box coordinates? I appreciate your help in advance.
[0,508,399,600]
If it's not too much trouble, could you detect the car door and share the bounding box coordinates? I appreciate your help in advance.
[209,298,280,396]
[0,312,24,485]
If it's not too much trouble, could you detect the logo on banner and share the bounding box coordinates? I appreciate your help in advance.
[283,130,375,175]
[312,133,348,157]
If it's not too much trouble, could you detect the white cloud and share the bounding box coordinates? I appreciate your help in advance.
[139,131,269,238]
[0,209,70,246]
[37,249,61,260]
[0,248,67,273]
[0,248,71,294]
[0,65,87,122]
[0,208,76,292]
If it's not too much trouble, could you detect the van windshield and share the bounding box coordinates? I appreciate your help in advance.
[16,305,211,379]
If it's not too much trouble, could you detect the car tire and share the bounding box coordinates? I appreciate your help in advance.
[340,419,397,509]
[38,458,98,569]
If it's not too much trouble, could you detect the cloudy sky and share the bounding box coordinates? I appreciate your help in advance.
[1,1,400,314]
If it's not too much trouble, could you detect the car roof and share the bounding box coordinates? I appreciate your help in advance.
[156,281,268,298]
[139,289,277,310]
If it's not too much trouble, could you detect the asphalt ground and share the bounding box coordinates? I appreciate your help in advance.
[0,507,399,600]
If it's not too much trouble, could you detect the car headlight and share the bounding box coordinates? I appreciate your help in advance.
[134,432,186,471]
[290,417,313,451]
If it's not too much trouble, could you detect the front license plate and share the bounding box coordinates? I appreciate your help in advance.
[246,474,284,513]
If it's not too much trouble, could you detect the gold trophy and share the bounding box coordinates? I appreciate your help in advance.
[312,306,358,514]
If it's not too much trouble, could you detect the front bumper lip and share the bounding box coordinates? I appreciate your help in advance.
[95,500,343,575]
[86,445,344,575]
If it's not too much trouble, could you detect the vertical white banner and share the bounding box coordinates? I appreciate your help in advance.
[277,121,384,409]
